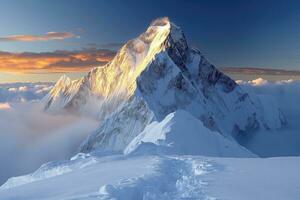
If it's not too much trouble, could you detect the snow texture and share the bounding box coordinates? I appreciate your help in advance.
[0,154,299,200]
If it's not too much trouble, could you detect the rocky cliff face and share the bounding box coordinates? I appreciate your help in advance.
[44,17,285,153]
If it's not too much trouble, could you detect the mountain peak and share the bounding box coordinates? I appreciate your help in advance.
[148,17,181,34]
[132,17,186,54]
[149,17,170,26]
[45,18,285,151]
[56,74,71,86]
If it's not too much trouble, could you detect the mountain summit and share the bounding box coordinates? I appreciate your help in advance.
[44,17,285,153]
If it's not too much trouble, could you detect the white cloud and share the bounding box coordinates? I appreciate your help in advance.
[0,82,53,103]
[0,103,10,109]
[236,78,269,86]
[7,88,17,92]
[249,78,268,86]
[237,78,300,157]
[18,86,28,91]
[0,98,98,184]
[238,78,300,114]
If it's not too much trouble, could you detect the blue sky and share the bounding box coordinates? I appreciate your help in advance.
[0,0,300,82]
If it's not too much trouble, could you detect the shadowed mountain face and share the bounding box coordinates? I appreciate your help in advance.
[44,17,285,153]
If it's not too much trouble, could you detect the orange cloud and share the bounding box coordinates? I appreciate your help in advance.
[0,49,116,73]
[0,32,77,42]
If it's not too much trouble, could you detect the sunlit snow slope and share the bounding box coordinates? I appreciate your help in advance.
[44,17,285,154]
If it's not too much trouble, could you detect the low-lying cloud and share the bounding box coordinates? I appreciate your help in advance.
[0,32,77,42]
[0,83,98,184]
[238,78,300,117]
[0,49,115,73]
[237,78,300,157]
[0,82,53,103]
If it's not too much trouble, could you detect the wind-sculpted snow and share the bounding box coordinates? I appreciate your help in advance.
[1,154,300,200]
[96,157,217,200]
[0,153,220,200]
[0,154,162,199]
[1,153,100,190]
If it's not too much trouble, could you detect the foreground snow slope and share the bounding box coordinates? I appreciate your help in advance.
[203,156,300,200]
[0,154,299,200]
[0,155,160,200]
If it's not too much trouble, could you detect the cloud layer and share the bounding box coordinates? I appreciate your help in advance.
[237,78,300,157]
[0,32,77,42]
[0,83,98,184]
[0,82,53,102]
[237,78,300,117]
[0,49,115,73]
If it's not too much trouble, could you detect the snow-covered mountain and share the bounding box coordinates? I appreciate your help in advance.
[1,17,299,200]
[44,17,285,153]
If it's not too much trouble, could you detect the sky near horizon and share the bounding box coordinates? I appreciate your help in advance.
[1,0,300,82]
